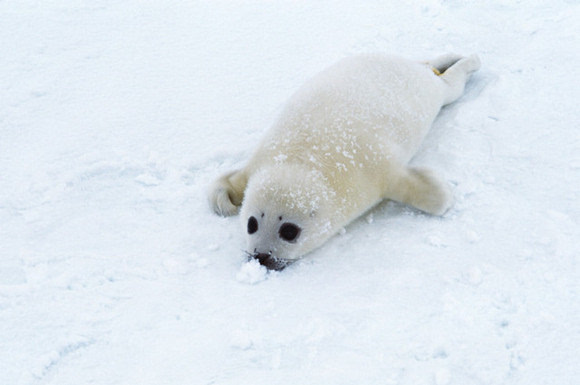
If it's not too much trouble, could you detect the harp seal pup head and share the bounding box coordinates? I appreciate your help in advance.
[208,53,481,270]
[239,164,339,270]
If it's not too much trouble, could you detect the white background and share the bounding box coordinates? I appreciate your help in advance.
[1,1,578,384]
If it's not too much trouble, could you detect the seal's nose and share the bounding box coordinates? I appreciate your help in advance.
[253,253,289,271]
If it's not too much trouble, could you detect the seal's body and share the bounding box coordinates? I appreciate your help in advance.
[209,53,481,269]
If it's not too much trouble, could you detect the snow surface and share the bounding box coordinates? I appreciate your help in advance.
[1,1,579,384]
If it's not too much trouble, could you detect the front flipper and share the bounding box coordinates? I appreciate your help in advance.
[387,167,453,216]
[207,170,248,216]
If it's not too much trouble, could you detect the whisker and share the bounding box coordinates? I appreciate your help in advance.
[242,249,257,262]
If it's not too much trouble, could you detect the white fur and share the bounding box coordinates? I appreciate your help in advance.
[208,53,481,262]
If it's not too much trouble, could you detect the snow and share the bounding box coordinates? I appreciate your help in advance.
[236,259,269,285]
[1,1,579,384]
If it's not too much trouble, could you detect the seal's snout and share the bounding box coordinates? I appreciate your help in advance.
[252,253,289,271]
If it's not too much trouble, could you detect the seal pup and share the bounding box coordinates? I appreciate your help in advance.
[209,53,481,270]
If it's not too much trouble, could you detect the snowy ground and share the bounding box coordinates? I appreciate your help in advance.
[1,1,579,384]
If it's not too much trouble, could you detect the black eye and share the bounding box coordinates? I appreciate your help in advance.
[247,216,258,234]
[279,222,301,242]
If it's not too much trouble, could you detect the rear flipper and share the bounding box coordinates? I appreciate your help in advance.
[208,170,248,216]
[434,54,481,106]
[386,167,454,216]
[427,53,464,74]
